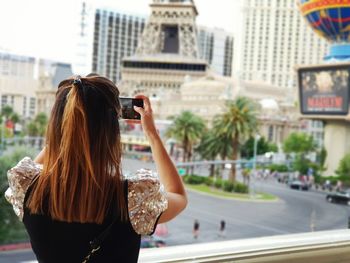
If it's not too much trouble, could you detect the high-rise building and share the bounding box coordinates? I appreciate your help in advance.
[0,52,72,119]
[75,2,234,81]
[75,2,146,83]
[0,52,38,118]
[234,0,329,89]
[198,27,233,76]
[36,61,73,117]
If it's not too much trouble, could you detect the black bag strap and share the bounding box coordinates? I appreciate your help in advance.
[82,179,128,263]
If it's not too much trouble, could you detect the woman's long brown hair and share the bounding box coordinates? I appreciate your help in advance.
[27,75,126,224]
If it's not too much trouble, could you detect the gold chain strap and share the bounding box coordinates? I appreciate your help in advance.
[82,246,101,263]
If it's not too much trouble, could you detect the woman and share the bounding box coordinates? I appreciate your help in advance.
[5,74,187,262]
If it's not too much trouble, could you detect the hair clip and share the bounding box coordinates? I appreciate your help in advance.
[73,77,82,86]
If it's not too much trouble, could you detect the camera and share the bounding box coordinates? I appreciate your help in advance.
[119,97,144,120]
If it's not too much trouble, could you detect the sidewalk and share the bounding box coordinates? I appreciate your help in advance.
[0,242,31,252]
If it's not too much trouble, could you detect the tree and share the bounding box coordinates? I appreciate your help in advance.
[1,105,13,120]
[0,146,37,244]
[166,111,206,163]
[336,153,350,177]
[25,113,48,137]
[0,106,17,139]
[283,132,317,175]
[10,113,20,124]
[35,113,48,136]
[283,132,315,154]
[214,97,258,182]
[26,121,39,136]
[196,132,217,177]
[241,136,278,159]
[196,130,232,177]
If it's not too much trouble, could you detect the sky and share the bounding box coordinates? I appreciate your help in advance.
[0,0,241,63]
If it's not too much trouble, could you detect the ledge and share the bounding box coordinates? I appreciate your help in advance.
[139,229,350,263]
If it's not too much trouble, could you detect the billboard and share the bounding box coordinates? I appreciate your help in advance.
[297,64,350,116]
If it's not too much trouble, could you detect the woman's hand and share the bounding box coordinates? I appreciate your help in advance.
[133,95,159,140]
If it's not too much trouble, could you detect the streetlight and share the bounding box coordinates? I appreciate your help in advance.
[253,134,261,170]
[250,134,261,198]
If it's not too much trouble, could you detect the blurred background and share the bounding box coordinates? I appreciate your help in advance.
[1,0,350,262]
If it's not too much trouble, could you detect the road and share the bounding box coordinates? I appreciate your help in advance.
[1,158,349,262]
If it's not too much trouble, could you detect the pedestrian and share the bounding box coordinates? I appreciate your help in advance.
[219,220,226,237]
[336,180,343,192]
[4,74,187,263]
[242,169,250,185]
[193,219,200,239]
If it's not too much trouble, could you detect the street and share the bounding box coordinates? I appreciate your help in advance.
[1,158,349,262]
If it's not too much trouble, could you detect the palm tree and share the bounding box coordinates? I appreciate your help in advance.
[212,116,233,163]
[166,111,206,163]
[214,97,258,182]
[196,132,218,177]
[35,113,48,136]
[196,128,232,177]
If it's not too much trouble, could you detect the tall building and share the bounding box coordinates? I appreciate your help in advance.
[120,0,208,97]
[0,51,72,119]
[0,52,38,118]
[75,2,234,81]
[36,61,73,117]
[234,0,329,89]
[198,26,233,76]
[75,2,146,83]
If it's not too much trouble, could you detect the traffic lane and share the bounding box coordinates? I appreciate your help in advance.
[122,158,348,240]
[0,249,36,263]
[249,181,349,232]
[164,189,290,245]
[164,182,349,246]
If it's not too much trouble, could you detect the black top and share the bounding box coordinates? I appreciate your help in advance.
[23,180,141,263]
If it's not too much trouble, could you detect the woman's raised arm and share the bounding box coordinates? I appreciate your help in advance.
[133,95,187,223]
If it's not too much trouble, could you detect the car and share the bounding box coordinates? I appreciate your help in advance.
[326,191,350,206]
[289,180,309,191]
[140,236,166,248]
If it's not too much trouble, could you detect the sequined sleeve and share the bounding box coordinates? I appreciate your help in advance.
[127,169,168,235]
[4,157,43,221]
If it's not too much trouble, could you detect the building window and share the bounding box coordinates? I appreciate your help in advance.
[23,96,27,116]
[268,125,274,141]
[29,97,36,116]
[1,95,8,109]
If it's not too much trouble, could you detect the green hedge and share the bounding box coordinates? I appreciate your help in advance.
[214,178,223,189]
[204,177,214,186]
[185,175,249,194]
[234,182,249,193]
[0,146,37,244]
[268,164,288,172]
[223,181,234,192]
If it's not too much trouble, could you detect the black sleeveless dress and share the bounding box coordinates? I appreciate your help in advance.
[23,180,141,263]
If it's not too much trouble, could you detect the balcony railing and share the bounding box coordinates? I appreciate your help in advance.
[139,229,350,263]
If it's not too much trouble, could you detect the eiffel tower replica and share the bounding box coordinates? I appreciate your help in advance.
[120,0,208,98]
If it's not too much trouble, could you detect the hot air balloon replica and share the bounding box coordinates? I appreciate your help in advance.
[297,0,350,176]
[298,0,350,61]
